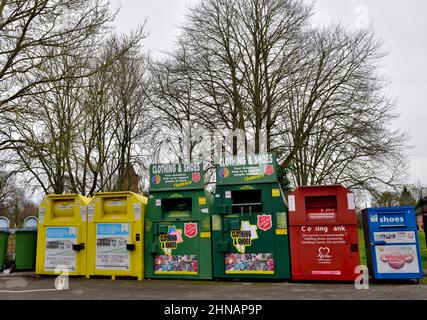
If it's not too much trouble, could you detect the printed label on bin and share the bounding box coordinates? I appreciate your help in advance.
[156,199,161,206]
[44,227,77,272]
[80,206,87,222]
[375,245,420,274]
[38,207,46,223]
[133,203,141,220]
[307,209,337,221]
[347,193,355,210]
[288,195,295,212]
[225,253,274,274]
[373,231,416,244]
[272,189,280,197]
[96,223,130,271]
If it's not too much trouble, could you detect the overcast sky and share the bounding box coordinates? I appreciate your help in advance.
[110,0,427,186]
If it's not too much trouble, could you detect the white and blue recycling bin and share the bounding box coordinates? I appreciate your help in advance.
[362,206,423,281]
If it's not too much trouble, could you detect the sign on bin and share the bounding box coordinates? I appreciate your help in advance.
[44,227,77,272]
[96,223,130,271]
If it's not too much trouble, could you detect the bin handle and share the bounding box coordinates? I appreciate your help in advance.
[72,243,85,251]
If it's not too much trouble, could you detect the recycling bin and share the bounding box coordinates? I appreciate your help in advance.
[15,216,38,270]
[362,206,423,280]
[289,185,360,281]
[144,162,213,280]
[86,191,147,280]
[36,194,92,276]
[0,217,10,271]
[212,153,291,280]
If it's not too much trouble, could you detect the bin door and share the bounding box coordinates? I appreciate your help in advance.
[152,221,200,276]
[222,186,276,275]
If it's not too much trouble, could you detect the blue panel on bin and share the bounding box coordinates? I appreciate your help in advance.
[362,206,423,280]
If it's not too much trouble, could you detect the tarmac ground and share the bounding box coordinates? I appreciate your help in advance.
[0,273,426,300]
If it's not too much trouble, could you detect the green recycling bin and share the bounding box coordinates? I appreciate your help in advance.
[212,153,291,280]
[0,216,10,271]
[144,162,214,280]
[15,216,38,270]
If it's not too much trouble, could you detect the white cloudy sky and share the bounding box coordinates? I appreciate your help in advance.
[110,0,427,186]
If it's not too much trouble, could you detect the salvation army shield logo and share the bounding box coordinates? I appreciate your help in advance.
[257,214,272,231]
[192,172,201,183]
[264,165,274,175]
[184,223,198,238]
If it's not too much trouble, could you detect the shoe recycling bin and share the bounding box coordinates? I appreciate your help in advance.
[36,194,92,276]
[212,153,291,280]
[362,206,423,280]
[144,162,213,280]
[288,185,360,281]
[15,216,38,270]
[86,191,147,280]
[0,217,10,271]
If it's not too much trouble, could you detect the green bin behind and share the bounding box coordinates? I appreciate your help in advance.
[15,229,38,270]
[0,230,9,271]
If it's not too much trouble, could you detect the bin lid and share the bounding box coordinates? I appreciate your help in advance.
[0,216,10,230]
[23,216,38,229]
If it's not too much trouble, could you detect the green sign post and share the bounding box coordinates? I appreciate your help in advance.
[150,162,204,191]
[216,153,278,185]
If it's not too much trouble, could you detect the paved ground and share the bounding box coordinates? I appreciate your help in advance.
[0,274,426,300]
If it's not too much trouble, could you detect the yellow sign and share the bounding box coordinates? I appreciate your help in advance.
[275,229,287,235]
[200,232,211,238]
[272,189,280,197]
[199,197,206,205]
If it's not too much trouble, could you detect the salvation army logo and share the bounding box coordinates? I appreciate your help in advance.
[192,172,201,183]
[257,214,272,231]
[264,165,274,175]
[184,223,198,239]
[152,175,161,185]
[220,168,230,178]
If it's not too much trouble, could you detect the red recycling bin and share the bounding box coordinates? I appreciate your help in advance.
[288,185,360,281]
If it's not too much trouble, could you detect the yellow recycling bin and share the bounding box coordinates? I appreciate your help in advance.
[36,194,91,276]
[86,192,147,280]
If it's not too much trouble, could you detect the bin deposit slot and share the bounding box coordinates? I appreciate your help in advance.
[304,195,337,221]
[53,200,75,217]
[231,190,262,214]
[103,198,127,215]
[162,198,192,218]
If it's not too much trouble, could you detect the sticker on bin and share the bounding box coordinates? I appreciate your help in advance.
[347,193,355,210]
[96,223,130,271]
[156,199,162,206]
[311,270,342,275]
[373,231,416,244]
[225,253,274,274]
[44,227,77,272]
[80,206,87,222]
[288,195,295,212]
[154,255,198,275]
[133,203,141,220]
[38,207,46,223]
